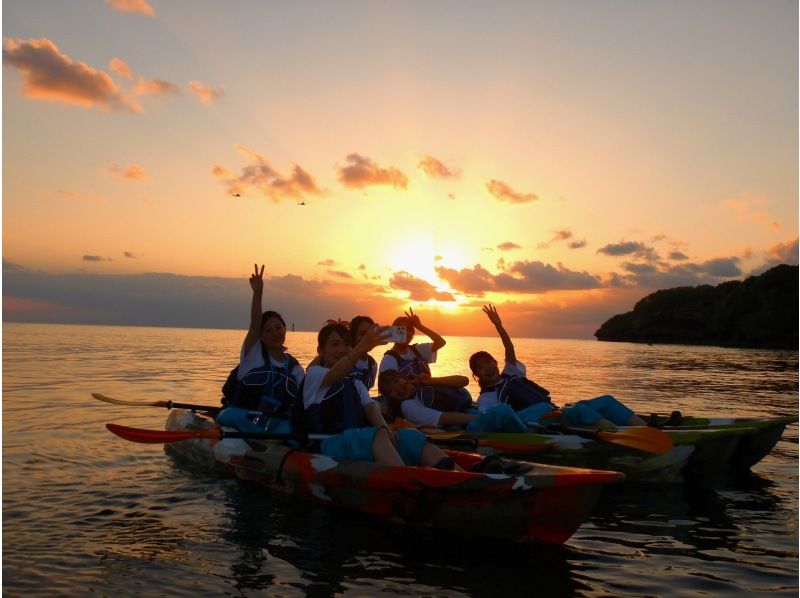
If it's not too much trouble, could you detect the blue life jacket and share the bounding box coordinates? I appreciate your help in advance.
[304,377,369,435]
[385,347,472,412]
[222,344,301,417]
[349,355,377,390]
[489,375,551,412]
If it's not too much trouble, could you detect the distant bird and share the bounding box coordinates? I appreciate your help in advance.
[232,193,241,198]
[297,201,306,206]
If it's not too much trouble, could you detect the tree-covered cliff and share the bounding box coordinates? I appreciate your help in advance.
[594,264,798,349]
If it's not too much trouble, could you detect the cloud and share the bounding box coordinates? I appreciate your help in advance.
[436,260,601,295]
[597,241,659,261]
[767,237,799,263]
[357,264,366,270]
[105,0,155,16]
[538,229,583,249]
[212,145,325,201]
[2,268,409,333]
[722,194,781,231]
[497,242,522,251]
[3,260,28,272]
[188,80,225,105]
[327,270,353,279]
[56,189,103,203]
[134,77,180,96]
[668,251,689,261]
[614,257,744,288]
[3,37,139,112]
[317,259,336,266]
[82,255,113,262]
[124,251,137,258]
[486,180,537,204]
[417,155,460,179]
[337,154,409,190]
[109,163,148,181]
[389,272,455,302]
[109,58,132,79]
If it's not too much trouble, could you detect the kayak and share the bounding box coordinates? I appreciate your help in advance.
[419,426,759,483]
[162,409,624,545]
[639,414,798,473]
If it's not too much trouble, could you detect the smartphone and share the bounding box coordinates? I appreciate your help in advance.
[383,325,407,343]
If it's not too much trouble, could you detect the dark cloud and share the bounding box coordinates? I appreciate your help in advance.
[597,241,659,261]
[212,146,324,201]
[123,251,137,259]
[2,269,407,332]
[497,242,522,251]
[337,153,409,190]
[3,37,139,111]
[568,240,587,249]
[389,272,455,302]
[417,155,460,179]
[486,180,537,204]
[317,259,336,266]
[616,257,743,288]
[668,251,689,261]
[538,229,579,249]
[82,255,113,262]
[436,260,600,295]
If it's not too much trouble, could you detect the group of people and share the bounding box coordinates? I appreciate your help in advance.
[216,264,646,471]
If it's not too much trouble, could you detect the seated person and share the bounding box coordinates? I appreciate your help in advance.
[347,315,379,390]
[379,309,470,412]
[378,369,528,433]
[302,322,458,469]
[471,305,647,430]
[217,264,304,434]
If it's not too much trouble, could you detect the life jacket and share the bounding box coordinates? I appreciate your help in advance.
[304,377,369,435]
[488,375,551,412]
[220,344,301,417]
[349,355,378,390]
[384,346,471,411]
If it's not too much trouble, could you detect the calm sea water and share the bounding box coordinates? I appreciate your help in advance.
[3,322,798,596]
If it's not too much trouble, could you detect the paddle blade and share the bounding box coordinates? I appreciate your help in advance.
[92,393,169,408]
[596,426,673,454]
[106,423,218,443]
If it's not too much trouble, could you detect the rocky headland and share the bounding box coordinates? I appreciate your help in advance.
[594,264,798,349]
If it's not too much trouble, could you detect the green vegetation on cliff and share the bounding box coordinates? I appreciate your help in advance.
[595,264,798,349]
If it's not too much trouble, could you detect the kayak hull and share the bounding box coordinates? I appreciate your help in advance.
[423,427,757,483]
[164,410,624,545]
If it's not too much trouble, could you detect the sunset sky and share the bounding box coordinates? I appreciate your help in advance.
[3,0,798,338]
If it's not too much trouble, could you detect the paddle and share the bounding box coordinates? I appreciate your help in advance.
[531,423,673,455]
[105,423,478,449]
[92,393,224,414]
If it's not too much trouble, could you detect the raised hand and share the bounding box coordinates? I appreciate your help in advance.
[250,263,265,293]
[404,308,422,330]
[482,304,502,327]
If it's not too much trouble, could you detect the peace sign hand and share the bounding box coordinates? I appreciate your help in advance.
[250,264,265,293]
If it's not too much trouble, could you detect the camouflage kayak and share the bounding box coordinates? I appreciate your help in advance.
[640,414,798,472]
[419,426,759,483]
[164,409,623,545]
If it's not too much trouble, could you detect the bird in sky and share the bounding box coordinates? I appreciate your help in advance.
[232,193,241,198]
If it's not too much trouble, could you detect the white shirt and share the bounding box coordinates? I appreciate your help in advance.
[354,356,378,389]
[399,397,443,427]
[238,341,305,385]
[476,360,527,412]
[379,342,437,373]
[302,365,373,410]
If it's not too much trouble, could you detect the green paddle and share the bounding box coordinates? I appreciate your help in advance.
[106,423,477,448]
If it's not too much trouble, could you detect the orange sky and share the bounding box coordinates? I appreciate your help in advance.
[3,1,797,337]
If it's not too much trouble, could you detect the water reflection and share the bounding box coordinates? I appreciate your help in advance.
[218,476,586,596]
